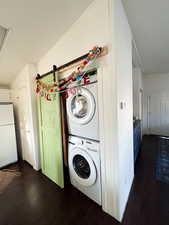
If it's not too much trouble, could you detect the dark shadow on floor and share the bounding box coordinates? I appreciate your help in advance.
[1,136,169,225]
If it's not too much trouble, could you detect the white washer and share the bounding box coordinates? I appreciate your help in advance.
[66,72,99,141]
[68,135,102,205]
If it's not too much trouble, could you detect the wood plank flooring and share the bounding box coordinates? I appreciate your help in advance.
[123,135,169,225]
[0,135,169,225]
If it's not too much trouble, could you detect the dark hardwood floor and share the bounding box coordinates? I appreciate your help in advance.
[123,135,169,225]
[0,135,169,225]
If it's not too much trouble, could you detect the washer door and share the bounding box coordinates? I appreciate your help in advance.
[67,87,95,125]
[69,147,97,186]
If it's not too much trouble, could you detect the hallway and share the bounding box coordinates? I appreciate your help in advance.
[0,136,169,225]
[123,135,169,225]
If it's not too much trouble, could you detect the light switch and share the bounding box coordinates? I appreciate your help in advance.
[120,102,124,109]
[120,102,126,110]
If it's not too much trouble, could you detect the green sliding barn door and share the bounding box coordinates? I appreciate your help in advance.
[38,74,64,188]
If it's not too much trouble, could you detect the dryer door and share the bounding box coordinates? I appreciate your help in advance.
[67,87,96,125]
[69,147,97,186]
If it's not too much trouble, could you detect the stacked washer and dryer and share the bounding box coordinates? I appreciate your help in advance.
[66,69,102,205]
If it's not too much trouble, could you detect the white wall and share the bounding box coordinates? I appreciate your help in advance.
[5,0,133,221]
[10,64,40,170]
[38,2,108,75]
[0,89,11,102]
[143,73,169,134]
[144,73,169,93]
[37,0,113,216]
[114,0,134,219]
[133,67,143,119]
[37,0,133,221]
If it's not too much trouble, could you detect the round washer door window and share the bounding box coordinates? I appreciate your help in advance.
[67,87,95,125]
[73,154,91,179]
[69,147,97,186]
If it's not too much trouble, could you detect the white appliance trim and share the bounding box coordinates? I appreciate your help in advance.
[67,87,96,125]
[69,146,97,186]
[0,105,18,168]
[68,135,101,205]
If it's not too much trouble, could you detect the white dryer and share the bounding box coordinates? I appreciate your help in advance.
[68,135,101,205]
[66,71,99,141]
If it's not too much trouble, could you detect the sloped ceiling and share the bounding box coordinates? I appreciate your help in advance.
[0,0,93,86]
[122,0,169,75]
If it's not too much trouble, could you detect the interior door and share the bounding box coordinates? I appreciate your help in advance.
[13,84,35,166]
[149,93,169,136]
[38,74,64,188]
[14,86,34,166]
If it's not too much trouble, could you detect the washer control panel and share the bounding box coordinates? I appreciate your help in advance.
[69,136,99,152]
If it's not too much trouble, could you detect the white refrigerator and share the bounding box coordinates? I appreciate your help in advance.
[0,104,18,168]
